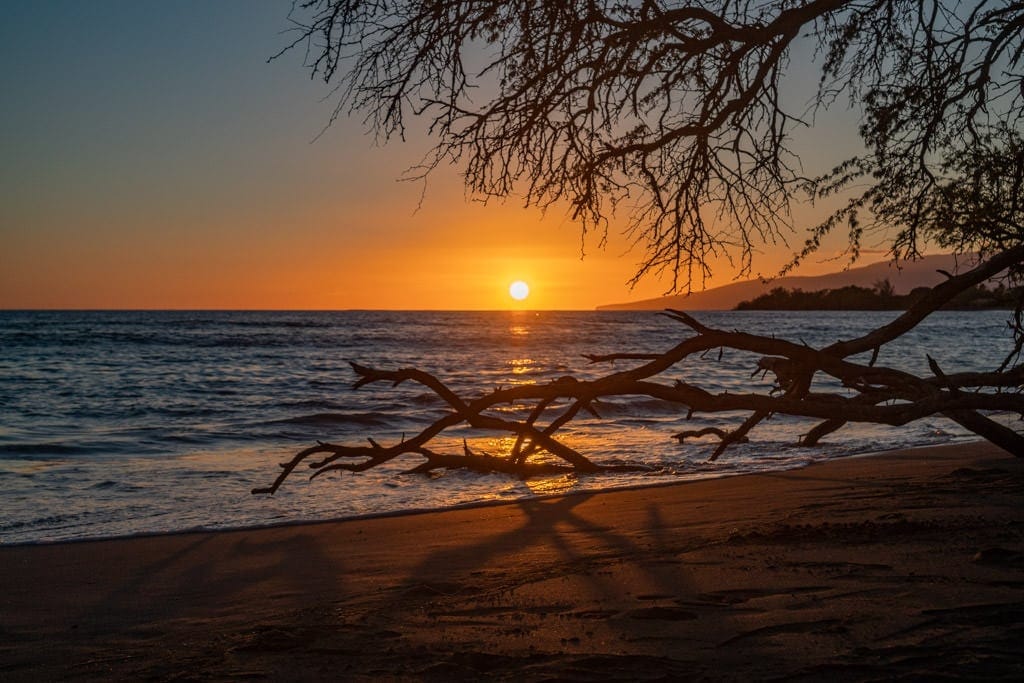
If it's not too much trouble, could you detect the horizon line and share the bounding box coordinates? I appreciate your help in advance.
[0,307,618,313]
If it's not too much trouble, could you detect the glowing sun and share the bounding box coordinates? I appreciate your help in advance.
[509,280,530,301]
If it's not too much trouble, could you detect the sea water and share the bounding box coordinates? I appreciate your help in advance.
[0,309,1015,544]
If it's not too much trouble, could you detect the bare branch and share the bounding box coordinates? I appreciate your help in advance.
[280,1,1024,290]
[256,251,1024,494]
[260,3,1024,492]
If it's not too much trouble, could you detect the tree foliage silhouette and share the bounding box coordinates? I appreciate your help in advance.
[257,0,1024,493]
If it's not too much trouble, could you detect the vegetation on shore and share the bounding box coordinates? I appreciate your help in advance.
[736,281,1024,311]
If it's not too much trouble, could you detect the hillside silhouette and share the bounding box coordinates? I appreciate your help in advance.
[597,254,978,310]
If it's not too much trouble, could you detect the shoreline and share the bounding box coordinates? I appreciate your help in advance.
[2,440,1022,679]
[1,436,986,549]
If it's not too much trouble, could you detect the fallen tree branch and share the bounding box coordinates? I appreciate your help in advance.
[255,249,1024,495]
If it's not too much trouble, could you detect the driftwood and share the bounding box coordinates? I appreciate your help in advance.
[254,247,1024,495]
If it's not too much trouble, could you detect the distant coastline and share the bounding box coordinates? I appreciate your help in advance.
[734,281,1021,311]
[596,253,979,310]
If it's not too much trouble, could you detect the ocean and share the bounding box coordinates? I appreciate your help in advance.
[0,309,1014,544]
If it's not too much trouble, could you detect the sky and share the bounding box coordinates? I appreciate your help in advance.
[1,0,869,310]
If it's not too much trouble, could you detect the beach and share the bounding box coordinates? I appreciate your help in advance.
[2,440,1022,680]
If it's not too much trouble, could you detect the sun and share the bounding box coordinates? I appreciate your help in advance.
[509,280,530,301]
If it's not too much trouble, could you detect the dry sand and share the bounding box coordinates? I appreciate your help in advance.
[1,441,1022,681]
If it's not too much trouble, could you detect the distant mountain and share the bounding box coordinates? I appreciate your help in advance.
[597,254,979,311]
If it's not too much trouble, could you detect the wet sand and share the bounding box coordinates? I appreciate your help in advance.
[1,441,1022,680]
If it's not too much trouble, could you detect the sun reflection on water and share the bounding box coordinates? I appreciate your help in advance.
[523,474,579,495]
[476,436,582,495]
[482,435,519,457]
[509,358,535,374]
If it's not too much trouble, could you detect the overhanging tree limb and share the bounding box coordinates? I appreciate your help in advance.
[258,2,1024,491]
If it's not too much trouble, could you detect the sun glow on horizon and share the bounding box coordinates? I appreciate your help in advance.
[509,280,530,301]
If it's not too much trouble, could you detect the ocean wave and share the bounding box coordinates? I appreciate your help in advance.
[278,398,351,411]
[267,412,394,428]
[0,510,94,534]
[87,480,149,492]
[409,392,446,406]
[216,319,338,329]
[0,443,99,456]
[6,331,354,350]
[590,397,691,417]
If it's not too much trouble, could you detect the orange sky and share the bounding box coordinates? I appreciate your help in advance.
[1,147,853,310]
[0,2,867,311]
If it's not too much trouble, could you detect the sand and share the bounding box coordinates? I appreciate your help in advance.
[1,441,1022,681]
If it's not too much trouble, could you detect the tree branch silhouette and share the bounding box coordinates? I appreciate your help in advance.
[257,1,1024,492]
[256,248,1024,494]
[279,0,1024,287]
